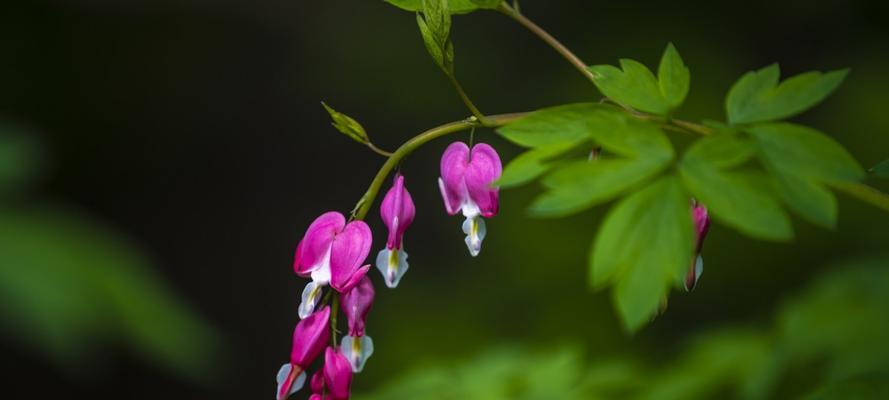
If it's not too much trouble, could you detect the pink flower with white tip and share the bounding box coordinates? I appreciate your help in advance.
[684,201,711,291]
[294,212,372,318]
[276,306,330,400]
[376,174,415,288]
[324,346,354,400]
[438,142,502,257]
[340,275,375,373]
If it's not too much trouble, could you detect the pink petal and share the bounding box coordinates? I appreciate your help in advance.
[324,347,353,400]
[310,370,325,394]
[296,212,346,276]
[465,143,502,218]
[329,221,372,292]
[341,275,375,337]
[290,306,330,367]
[439,142,470,215]
[380,175,415,249]
[335,265,369,294]
[292,240,304,275]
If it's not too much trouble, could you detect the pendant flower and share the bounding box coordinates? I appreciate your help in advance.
[294,212,372,318]
[438,142,502,256]
[340,275,375,372]
[324,346,354,400]
[685,202,711,291]
[375,174,415,288]
[276,306,330,400]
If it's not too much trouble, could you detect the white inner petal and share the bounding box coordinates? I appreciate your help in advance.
[276,363,306,398]
[310,246,332,285]
[376,248,410,288]
[694,254,704,283]
[461,199,481,219]
[340,335,374,373]
[462,217,486,257]
[297,281,323,319]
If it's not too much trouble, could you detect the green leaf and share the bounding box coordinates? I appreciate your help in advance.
[747,123,864,182]
[869,158,889,178]
[469,0,502,7]
[829,181,889,213]
[0,206,219,377]
[497,140,582,188]
[529,158,668,217]
[681,134,754,169]
[385,0,495,13]
[321,102,369,144]
[589,60,670,115]
[416,0,454,73]
[726,64,848,124]
[590,176,695,332]
[658,43,690,109]
[680,143,793,240]
[497,103,606,148]
[0,124,42,195]
[771,172,837,228]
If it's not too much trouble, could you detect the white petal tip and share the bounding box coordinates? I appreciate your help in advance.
[340,335,374,373]
[276,363,305,399]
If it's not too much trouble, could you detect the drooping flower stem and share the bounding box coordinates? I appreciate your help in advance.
[331,293,340,344]
[497,2,595,83]
[352,112,528,221]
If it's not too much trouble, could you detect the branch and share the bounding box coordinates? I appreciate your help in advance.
[352,112,528,220]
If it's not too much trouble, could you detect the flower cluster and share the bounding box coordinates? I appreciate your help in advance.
[276,141,502,399]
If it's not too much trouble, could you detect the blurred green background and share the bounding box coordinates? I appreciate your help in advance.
[1,0,888,398]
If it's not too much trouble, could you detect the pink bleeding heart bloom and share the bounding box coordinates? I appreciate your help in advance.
[438,142,502,257]
[376,174,415,288]
[324,347,354,400]
[685,202,711,291]
[294,212,372,318]
[340,275,375,373]
[276,306,330,400]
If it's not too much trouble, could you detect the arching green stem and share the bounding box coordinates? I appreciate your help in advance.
[352,112,528,221]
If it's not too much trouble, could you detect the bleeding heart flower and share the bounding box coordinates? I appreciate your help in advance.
[324,347,353,400]
[685,201,711,291]
[375,174,415,288]
[294,212,372,318]
[276,306,330,400]
[340,275,375,373]
[438,142,502,257]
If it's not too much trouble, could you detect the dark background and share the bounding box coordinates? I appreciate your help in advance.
[1,0,888,398]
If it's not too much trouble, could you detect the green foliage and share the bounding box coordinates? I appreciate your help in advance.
[416,0,455,73]
[322,102,369,144]
[726,64,848,124]
[496,103,604,148]
[588,43,690,115]
[679,135,793,241]
[869,158,889,178]
[591,176,694,332]
[361,259,889,399]
[385,0,500,14]
[0,123,42,195]
[0,207,219,378]
[497,140,581,188]
[747,123,863,227]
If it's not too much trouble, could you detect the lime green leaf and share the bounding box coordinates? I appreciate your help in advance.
[829,181,889,213]
[869,158,889,178]
[682,134,754,169]
[680,146,793,240]
[529,158,667,217]
[321,102,369,144]
[747,123,864,182]
[416,0,454,74]
[0,207,219,377]
[496,103,604,148]
[772,172,837,228]
[497,140,582,188]
[589,60,671,115]
[726,64,848,124]
[385,0,491,13]
[591,176,694,332]
[469,0,501,7]
[658,43,690,109]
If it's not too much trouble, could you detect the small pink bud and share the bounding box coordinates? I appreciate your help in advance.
[324,347,353,400]
[685,202,711,291]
